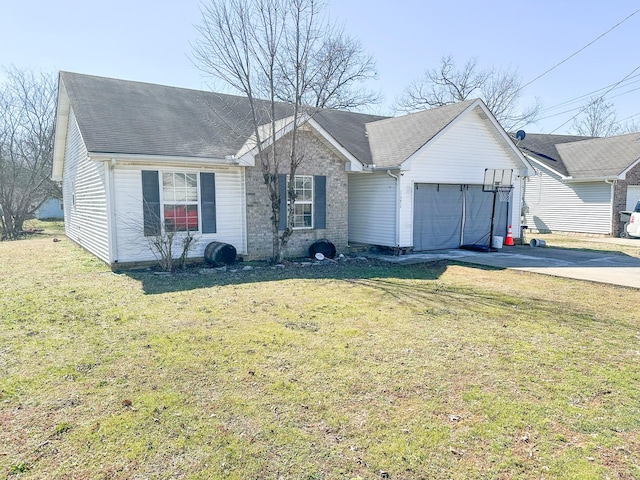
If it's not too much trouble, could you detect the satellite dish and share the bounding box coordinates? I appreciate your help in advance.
[516,130,526,141]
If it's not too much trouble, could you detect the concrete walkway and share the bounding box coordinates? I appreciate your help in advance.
[369,244,640,289]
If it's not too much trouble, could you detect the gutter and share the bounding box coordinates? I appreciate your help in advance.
[563,176,621,184]
[88,153,240,167]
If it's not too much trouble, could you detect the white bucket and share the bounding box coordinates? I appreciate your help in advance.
[492,236,504,249]
[530,238,546,247]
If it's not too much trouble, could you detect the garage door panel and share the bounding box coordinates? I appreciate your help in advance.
[413,184,463,250]
[413,184,510,251]
[464,186,509,247]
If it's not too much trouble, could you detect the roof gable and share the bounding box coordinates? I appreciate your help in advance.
[365,100,476,167]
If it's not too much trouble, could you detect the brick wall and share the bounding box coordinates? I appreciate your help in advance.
[244,128,349,260]
[612,162,640,236]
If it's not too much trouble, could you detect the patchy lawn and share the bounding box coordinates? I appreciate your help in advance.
[523,233,640,259]
[1,226,639,479]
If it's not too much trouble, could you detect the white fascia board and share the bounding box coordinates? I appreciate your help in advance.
[619,156,640,178]
[306,117,364,172]
[51,78,70,181]
[89,153,240,169]
[525,154,569,180]
[235,114,303,167]
[564,176,620,184]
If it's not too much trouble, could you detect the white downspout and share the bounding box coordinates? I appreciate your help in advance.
[605,179,616,235]
[387,170,400,247]
[104,159,119,265]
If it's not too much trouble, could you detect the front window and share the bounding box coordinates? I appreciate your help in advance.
[162,172,199,232]
[292,175,313,229]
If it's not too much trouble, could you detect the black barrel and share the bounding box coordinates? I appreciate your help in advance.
[308,239,336,259]
[204,242,237,267]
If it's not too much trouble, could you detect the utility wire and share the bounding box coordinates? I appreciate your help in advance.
[550,64,640,133]
[521,7,640,91]
[540,74,640,113]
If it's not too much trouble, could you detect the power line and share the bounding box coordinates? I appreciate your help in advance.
[521,7,640,91]
[550,64,640,133]
[616,111,640,124]
[534,82,640,123]
[539,74,640,114]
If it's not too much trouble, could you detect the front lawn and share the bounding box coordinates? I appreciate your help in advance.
[1,229,639,479]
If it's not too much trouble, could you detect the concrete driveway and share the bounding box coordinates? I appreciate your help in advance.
[369,243,640,289]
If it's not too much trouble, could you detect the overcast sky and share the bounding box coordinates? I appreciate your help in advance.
[2,0,638,134]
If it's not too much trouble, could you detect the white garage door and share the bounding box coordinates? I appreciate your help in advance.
[626,186,640,211]
[413,184,509,251]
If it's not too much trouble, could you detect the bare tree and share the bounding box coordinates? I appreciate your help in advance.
[571,97,619,137]
[0,67,58,240]
[287,30,379,109]
[193,0,374,262]
[395,55,541,131]
[619,118,640,134]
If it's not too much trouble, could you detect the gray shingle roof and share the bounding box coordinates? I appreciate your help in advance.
[365,100,477,167]
[313,109,388,165]
[516,133,593,177]
[61,72,295,159]
[59,73,507,169]
[557,132,640,179]
[516,132,640,180]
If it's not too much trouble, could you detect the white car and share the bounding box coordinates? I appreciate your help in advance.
[624,200,640,238]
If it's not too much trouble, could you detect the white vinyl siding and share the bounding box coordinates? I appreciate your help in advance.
[524,165,612,234]
[112,165,246,263]
[348,173,397,246]
[62,109,110,263]
[398,111,523,247]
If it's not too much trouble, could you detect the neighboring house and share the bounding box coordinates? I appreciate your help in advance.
[519,133,640,236]
[35,197,64,220]
[52,72,532,268]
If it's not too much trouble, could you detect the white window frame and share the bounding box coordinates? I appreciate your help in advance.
[289,174,313,229]
[161,171,200,233]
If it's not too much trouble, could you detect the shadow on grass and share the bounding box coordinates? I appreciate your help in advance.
[124,259,456,295]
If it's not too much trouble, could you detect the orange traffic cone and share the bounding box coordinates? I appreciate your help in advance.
[505,225,515,246]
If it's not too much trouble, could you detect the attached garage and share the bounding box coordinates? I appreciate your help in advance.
[348,99,532,252]
[413,184,509,251]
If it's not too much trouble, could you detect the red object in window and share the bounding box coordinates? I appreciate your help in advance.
[164,205,198,231]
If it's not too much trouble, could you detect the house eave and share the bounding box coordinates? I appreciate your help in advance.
[306,117,365,172]
[51,74,70,182]
[88,152,241,168]
[563,175,622,184]
[524,154,569,180]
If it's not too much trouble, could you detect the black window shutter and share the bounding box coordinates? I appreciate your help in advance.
[314,175,326,230]
[278,174,287,230]
[200,172,216,233]
[142,170,161,236]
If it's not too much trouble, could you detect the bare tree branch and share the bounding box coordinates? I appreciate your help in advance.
[571,97,620,137]
[0,67,58,240]
[395,55,540,131]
